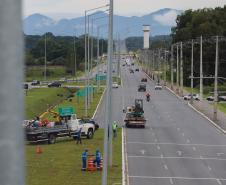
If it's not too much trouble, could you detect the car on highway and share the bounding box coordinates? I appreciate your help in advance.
[183,94,200,101]
[48,81,61,88]
[135,68,139,72]
[122,64,126,67]
[130,69,134,73]
[112,82,119,88]
[219,95,226,101]
[206,96,214,101]
[154,83,162,90]
[31,80,40,86]
[138,83,146,92]
[141,78,147,82]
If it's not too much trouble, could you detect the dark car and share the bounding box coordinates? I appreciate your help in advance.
[138,83,146,92]
[141,78,147,82]
[31,80,40,86]
[48,81,61,88]
[135,68,139,72]
[130,69,134,73]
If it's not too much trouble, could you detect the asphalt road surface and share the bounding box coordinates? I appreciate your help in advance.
[94,63,226,185]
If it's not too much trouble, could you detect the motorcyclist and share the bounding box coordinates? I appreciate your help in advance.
[146,93,150,101]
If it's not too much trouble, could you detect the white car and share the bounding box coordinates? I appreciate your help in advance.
[112,82,119,88]
[154,84,162,90]
[69,114,95,139]
[183,94,200,101]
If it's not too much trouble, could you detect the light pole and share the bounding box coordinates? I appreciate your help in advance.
[102,0,113,184]
[73,30,77,80]
[190,40,194,104]
[180,42,183,96]
[84,4,109,117]
[176,44,179,93]
[44,33,47,81]
[200,35,203,100]
[213,36,219,121]
[170,45,174,89]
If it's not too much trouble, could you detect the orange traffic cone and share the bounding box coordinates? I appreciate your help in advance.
[36,145,42,154]
[87,156,95,171]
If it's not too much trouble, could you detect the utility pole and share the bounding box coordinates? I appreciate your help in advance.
[74,32,77,80]
[170,45,174,89]
[164,50,167,86]
[44,33,47,81]
[158,49,161,83]
[213,36,219,121]
[190,40,194,104]
[117,33,120,77]
[176,44,179,93]
[84,11,88,117]
[102,0,113,184]
[97,27,100,90]
[200,35,203,100]
[180,42,183,96]
[87,16,91,108]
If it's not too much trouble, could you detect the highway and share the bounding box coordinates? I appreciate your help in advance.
[95,62,226,185]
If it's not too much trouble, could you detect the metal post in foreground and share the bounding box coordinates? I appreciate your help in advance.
[213,36,219,121]
[0,0,24,184]
[84,10,88,117]
[190,40,194,104]
[102,0,113,184]
[74,32,77,80]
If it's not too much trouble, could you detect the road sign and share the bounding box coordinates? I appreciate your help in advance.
[96,74,106,81]
[58,106,75,116]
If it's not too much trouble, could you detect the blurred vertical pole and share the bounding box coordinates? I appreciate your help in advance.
[170,45,174,89]
[102,0,113,184]
[0,0,24,185]
[74,31,77,80]
[213,36,219,121]
[200,35,203,100]
[117,33,120,78]
[190,40,194,104]
[88,16,91,108]
[91,19,94,102]
[97,27,100,90]
[164,50,167,86]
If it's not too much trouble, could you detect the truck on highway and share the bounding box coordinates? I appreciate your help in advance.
[124,99,146,128]
[25,108,95,144]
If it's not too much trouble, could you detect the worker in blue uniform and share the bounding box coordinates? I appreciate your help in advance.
[93,150,101,170]
[81,149,88,171]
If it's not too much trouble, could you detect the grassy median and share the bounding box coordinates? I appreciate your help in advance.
[25,86,122,185]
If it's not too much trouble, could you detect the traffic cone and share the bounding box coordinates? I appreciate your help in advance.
[87,156,95,171]
[36,145,42,154]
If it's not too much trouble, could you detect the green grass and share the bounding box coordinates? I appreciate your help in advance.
[26,128,122,185]
[217,104,226,114]
[26,66,84,82]
[25,88,71,119]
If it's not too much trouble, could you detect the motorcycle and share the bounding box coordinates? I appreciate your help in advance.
[146,95,150,102]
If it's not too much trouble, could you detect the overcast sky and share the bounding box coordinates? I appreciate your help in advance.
[23,0,226,19]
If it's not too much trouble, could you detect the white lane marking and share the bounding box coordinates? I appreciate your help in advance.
[92,88,106,119]
[217,179,222,185]
[177,128,180,131]
[155,139,158,142]
[164,164,168,170]
[150,127,153,131]
[122,127,126,185]
[170,178,174,184]
[208,166,212,171]
[157,145,161,150]
[128,155,226,161]
[140,150,146,155]
[182,133,185,137]
[177,151,182,156]
[129,176,226,181]
[193,147,196,151]
[152,132,155,136]
[217,153,224,156]
[187,139,190,143]
[127,142,226,147]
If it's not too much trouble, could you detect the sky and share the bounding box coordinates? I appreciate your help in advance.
[23,0,226,20]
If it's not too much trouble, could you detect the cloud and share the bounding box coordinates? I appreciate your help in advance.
[153,10,178,26]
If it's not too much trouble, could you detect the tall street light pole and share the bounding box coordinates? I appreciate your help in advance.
[180,42,183,96]
[170,45,174,89]
[176,44,179,93]
[190,40,194,104]
[213,36,219,121]
[74,30,77,80]
[44,33,47,81]
[102,0,113,184]
[200,35,203,100]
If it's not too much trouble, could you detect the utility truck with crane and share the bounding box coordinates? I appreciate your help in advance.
[123,99,146,128]
[25,107,96,144]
